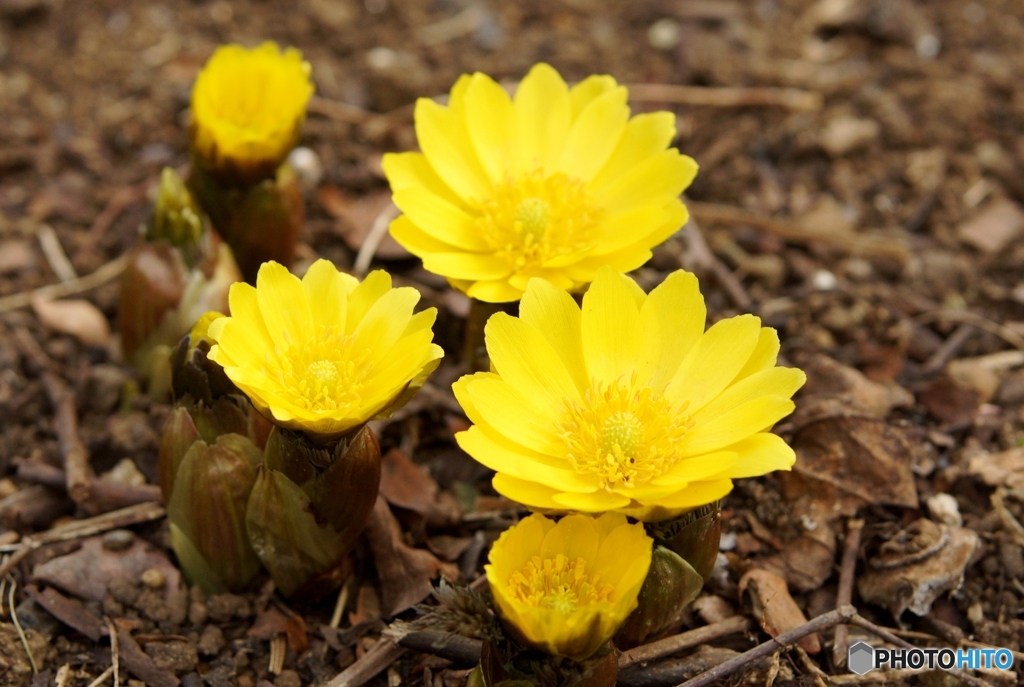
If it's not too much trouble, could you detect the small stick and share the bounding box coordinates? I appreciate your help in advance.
[308,96,372,124]
[619,615,753,670]
[41,372,96,513]
[388,629,482,665]
[915,310,1024,352]
[833,518,865,668]
[0,502,166,553]
[626,83,823,111]
[106,617,120,687]
[84,186,146,251]
[86,665,115,687]
[687,201,910,263]
[325,637,407,687]
[923,323,975,372]
[353,202,400,277]
[676,605,857,687]
[329,581,350,630]
[0,253,129,313]
[269,634,287,674]
[682,219,751,309]
[8,577,37,673]
[37,224,77,282]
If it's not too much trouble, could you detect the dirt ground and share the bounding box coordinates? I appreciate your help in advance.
[3,0,1024,685]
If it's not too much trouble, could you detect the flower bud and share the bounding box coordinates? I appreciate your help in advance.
[119,243,187,365]
[167,433,263,593]
[158,406,201,503]
[613,546,704,649]
[148,167,206,266]
[648,501,722,582]
[246,426,382,597]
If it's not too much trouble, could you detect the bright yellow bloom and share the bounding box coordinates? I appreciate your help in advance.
[207,260,443,440]
[190,42,313,180]
[383,63,697,303]
[454,267,805,522]
[486,513,651,660]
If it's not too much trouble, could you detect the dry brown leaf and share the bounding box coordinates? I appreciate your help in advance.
[364,495,459,617]
[379,449,462,527]
[317,186,410,259]
[967,448,1024,490]
[31,296,111,347]
[792,354,913,428]
[858,519,979,617]
[758,500,837,592]
[739,568,820,653]
[247,606,309,653]
[916,377,981,423]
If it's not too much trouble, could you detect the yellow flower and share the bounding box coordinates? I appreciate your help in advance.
[383,63,697,303]
[487,513,651,660]
[454,267,805,522]
[190,42,313,181]
[207,259,443,440]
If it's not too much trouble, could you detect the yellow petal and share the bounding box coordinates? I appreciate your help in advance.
[492,472,562,509]
[414,96,490,203]
[637,479,733,512]
[601,150,698,215]
[485,312,580,411]
[581,267,641,386]
[714,433,796,479]
[519,278,588,391]
[352,286,419,354]
[513,63,570,173]
[388,215,460,256]
[649,451,739,488]
[456,425,597,492]
[487,513,549,577]
[464,376,564,455]
[452,371,500,427]
[222,281,273,350]
[568,75,618,121]
[592,512,629,541]
[692,367,806,426]
[542,514,599,562]
[595,521,651,588]
[466,278,524,303]
[391,187,489,251]
[666,314,761,414]
[301,258,347,331]
[553,490,631,512]
[682,396,795,456]
[421,252,512,280]
[346,270,393,333]
[464,73,517,183]
[588,204,673,257]
[637,270,706,390]
[558,85,629,181]
[590,111,679,192]
[382,151,468,209]
[255,261,312,348]
[734,328,781,382]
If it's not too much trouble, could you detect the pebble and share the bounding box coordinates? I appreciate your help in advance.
[144,640,198,675]
[288,147,323,192]
[1000,542,1024,580]
[206,593,251,621]
[108,579,141,606]
[811,269,838,291]
[926,493,962,527]
[141,568,166,590]
[274,670,301,687]
[647,18,680,50]
[102,529,135,552]
[188,601,208,626]
[198,624,225,657]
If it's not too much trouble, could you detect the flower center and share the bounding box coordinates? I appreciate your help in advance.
[477,169,600,273]
[507,554,614,617]
[262,325,373,413]
[558,378,693,489]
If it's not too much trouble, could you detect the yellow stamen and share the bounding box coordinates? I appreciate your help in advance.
[507,554,614,616]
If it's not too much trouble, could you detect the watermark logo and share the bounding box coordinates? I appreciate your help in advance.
[848,641,1015,675]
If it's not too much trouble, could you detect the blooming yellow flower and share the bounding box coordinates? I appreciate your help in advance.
[454,267,805,522]
[486,513,651,660]
[207,259,443,440]
[383,63,697,303]
[190,42,313,181]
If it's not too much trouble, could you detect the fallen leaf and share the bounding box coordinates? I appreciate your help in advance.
[916,377,981,424]
[758,500,837,593]
[947,350,1024,402]
[348,584,381,627]
[380,449,462,527]
[957,198,1024,254]
[792,354,913,427]
[247,606,309,653]
[968,448,1024,490]
[739,568,820,653]
[857,519,979,617]
[25,584,105,641]
[317,186,410,259]
[31,296,111,347]
[32,535,180,602]
[364,496,459,617]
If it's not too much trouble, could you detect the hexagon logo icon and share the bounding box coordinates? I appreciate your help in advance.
[848,642,875,675]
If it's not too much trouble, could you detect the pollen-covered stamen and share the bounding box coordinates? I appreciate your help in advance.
[507,554,614,616]
[558,379,693,490]
[477,168,600,272]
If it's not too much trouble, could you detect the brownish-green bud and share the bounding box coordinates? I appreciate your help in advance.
[614,502,721,648]
[168,433,263,593]
[119,243,187,366]
[158,406,201,503]
[188,162,303,283]
[246,425,381,598]
[148,167,205,266]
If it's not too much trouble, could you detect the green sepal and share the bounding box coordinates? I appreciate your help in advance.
[614,546,704,649]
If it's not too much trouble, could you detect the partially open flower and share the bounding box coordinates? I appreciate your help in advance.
[384,63,697,302]
[486,513,651,661]
[190,42,313,184]
[207,259,444,441]
[454,267,806,522]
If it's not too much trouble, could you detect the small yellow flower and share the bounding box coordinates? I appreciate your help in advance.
[454,267,805,522]
[384,63,697,303]
[207,259,443,440]
[190,42,313,181]
[487,513,651,661]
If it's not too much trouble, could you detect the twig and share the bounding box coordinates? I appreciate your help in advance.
[386,629,482,665]
[619,615,753,670]
[626,83,823,111]
[687,201,911,263]
[325,637,407,687]
[416,5,486,45]
[308,96,373,124]
[330,580,350,630]
[55,664,72,687]
[84,186,146,252]
[0,502,166,553]
[681,219,751,309]
[0,253,129,313]
[86,665,115,687]
[353,202,400,277]
[923,323,976,372]
[41,372,96,513]
[675,605,858,687]
[269,634,287,674]
[8,573,37,673]
[37,224,77,282]
[914,310,1024,352]
[833,518,865,668]
[0,544,39,580]
[107,617,120,687]
[16,460,162,510]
